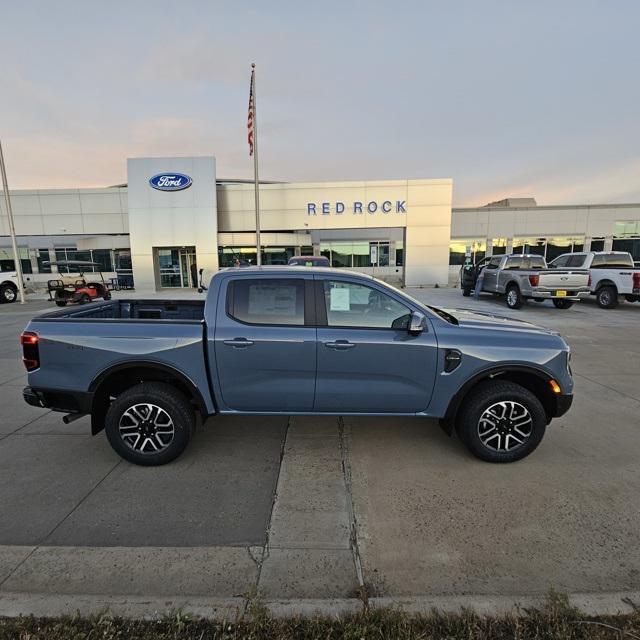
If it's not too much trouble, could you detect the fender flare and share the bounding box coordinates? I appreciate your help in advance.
[88,360,212,434]
[439,364,557,434]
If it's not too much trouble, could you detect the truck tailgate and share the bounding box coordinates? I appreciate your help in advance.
[537,270,589,289]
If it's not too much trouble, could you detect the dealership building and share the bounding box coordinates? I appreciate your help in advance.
[1,155,639,291]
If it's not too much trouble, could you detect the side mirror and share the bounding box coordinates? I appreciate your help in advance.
[408,311,427,335]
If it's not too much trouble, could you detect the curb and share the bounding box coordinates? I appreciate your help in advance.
[1,590,638,620]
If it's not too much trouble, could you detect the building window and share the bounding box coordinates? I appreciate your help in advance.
[612,221,640,261]
[37,249,52,273]
[590,237,605,252]
[512,238,546,256]
[545,237,585,261]
[449,239,486,265]
[218,246,296,267]
[491,238,508,255]
[320,241,390,268]
[612,238,640,261]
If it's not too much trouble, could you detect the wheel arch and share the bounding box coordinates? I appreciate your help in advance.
[88,361,210,435]
[595,279,617,291]
[440,365,559,434]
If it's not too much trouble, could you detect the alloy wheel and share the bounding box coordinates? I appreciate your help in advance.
[477,400,533,452]
[3,288,16,302]
[118,403,175,453]
[507,290,518,307]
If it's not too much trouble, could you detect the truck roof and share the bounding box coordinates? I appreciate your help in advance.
[218,265,375,279]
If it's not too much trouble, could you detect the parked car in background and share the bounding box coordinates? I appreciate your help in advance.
[548,251,640,309]
[460,254,590,309]
[0,270,21,303]
[22,267,574,465]
[288,255,330,267]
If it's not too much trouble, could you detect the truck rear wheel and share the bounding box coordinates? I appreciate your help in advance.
[552,299,574,309]
[104,382,195,466]
[505,285,524,309]
[596,286,618,309]
[456,380,546,463]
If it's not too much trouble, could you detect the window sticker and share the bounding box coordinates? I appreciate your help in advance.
[330,287,350,311]
[248,285,297,316]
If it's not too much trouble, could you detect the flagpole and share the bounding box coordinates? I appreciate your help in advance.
[251,63,261,266]
[0,139,26,304]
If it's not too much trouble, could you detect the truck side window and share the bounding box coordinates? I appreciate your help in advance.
[566,254,586,268]
[228,278,305,325]
[485,257,501,270]
[551,256,569,268]
[323,280,411,330]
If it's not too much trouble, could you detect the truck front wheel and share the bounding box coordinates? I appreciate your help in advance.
[104,382,195,466]
[0,283,18,303]
[456,380,547,463]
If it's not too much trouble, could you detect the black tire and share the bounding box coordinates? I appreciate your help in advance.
[505,284,524,309]
[0,283,18,304]
[104,382,195,466]
[456,380,547,463]
[103,292,112,301]
[596,285,618,309]
[624,295,638,303]
[462,287,472,297]
[552,298,574,309]
[55,300,68,307]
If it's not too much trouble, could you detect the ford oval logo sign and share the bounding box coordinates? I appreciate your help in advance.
[149,173,192,191]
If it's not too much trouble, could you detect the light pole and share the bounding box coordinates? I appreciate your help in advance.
[0,139,25,304]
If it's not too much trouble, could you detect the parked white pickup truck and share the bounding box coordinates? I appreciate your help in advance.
[0,271,21,303]
[549,251,640,309]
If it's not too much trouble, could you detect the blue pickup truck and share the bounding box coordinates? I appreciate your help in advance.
[21,267,574,465]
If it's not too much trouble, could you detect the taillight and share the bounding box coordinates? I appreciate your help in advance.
[634,273,640,289]
[588,274,592,287]
[529,274,539,287]
[20,331,39,371]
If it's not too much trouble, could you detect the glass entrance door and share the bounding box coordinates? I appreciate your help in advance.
[180,248,197,288]
[157,247,197,288]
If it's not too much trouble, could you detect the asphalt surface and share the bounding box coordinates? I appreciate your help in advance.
[0,289,639,613]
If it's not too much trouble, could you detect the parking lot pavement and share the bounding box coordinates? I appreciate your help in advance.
[0,289,639,609]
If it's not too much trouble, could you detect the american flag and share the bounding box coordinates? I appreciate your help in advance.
[247,68,255,156]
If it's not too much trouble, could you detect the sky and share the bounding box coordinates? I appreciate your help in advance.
[0,0,639,206]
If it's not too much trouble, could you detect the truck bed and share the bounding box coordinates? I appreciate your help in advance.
[39,299,205,321]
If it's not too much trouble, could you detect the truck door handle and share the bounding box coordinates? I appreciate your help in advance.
[223,338,254,348]
[324,340,356,350]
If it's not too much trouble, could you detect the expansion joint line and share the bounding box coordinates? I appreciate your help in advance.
[338,417,366,602]
[248,415,291,609]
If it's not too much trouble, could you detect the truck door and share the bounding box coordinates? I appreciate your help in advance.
[211,276,316,412]
[482,256,502,291]
[313,277,438,413]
